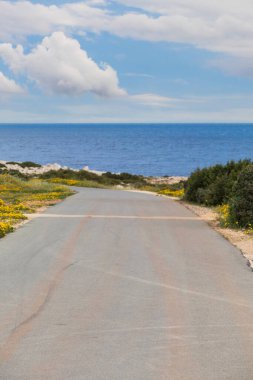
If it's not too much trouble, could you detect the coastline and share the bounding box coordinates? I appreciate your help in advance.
[0,160,187,184]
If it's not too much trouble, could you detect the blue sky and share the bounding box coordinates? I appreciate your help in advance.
[0,0,253,122]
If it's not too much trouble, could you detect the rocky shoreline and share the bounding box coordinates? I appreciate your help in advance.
[0,160,187,184]
[147,175,188,185]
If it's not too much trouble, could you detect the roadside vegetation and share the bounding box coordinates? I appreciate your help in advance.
[39,168,189,196]
[0,174,73,238]
[158,182,185,198]
[39,168,149,189]
[38,168,185,194]
[184,160,253,232]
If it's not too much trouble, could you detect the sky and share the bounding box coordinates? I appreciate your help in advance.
[0,0,253,123]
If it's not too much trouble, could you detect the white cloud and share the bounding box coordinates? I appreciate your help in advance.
[114,0,252,17]
[0,1,108,41]
[0,1,253,76]
[124,73,154,79]
[1,92,253,123]
[108,6,253,59]
[0,32,125,97]
[131,93,178,107]
[211,57,253,78]
[0,71,22,94]
[130,93,209,108]
[0,1,253,63]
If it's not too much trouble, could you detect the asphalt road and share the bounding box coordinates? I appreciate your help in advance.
[1,188,253,380]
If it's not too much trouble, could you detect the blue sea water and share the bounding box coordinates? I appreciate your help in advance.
[0,123,253,176]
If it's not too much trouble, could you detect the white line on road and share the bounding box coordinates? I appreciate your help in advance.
[23,324,253,344]
[26,214,201,220]
[84,266,252,309]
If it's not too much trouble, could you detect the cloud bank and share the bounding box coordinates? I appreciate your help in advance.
[0,0,253,62]
[0,0,252,79]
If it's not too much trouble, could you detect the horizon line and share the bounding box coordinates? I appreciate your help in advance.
[1,122,253,126]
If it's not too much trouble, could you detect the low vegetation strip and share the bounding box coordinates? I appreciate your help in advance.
[39,168,150,189]
[0,174,73,238]
[0,160,187,194]
[42,170,187,195]
[46,177,108,189]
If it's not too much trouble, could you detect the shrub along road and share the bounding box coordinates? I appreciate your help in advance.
[0,188,253,379]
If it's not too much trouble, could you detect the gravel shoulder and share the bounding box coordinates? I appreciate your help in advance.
[181,201,253,270]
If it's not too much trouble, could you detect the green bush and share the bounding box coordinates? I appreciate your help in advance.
[20,161,42,168]
[229,165,253,227]
[102,171,146,183]
[184,160,251,206]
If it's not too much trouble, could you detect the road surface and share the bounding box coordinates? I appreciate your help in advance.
[0,188,253,379]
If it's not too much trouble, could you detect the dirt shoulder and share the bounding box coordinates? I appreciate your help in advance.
[181,201,253,271]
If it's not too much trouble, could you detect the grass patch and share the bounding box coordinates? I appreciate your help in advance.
[46,177,109,189]
[39,168,148,189]
[0,174,73,238]
[43,172,187,198]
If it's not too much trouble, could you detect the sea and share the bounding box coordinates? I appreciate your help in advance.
[1,123,253,177]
